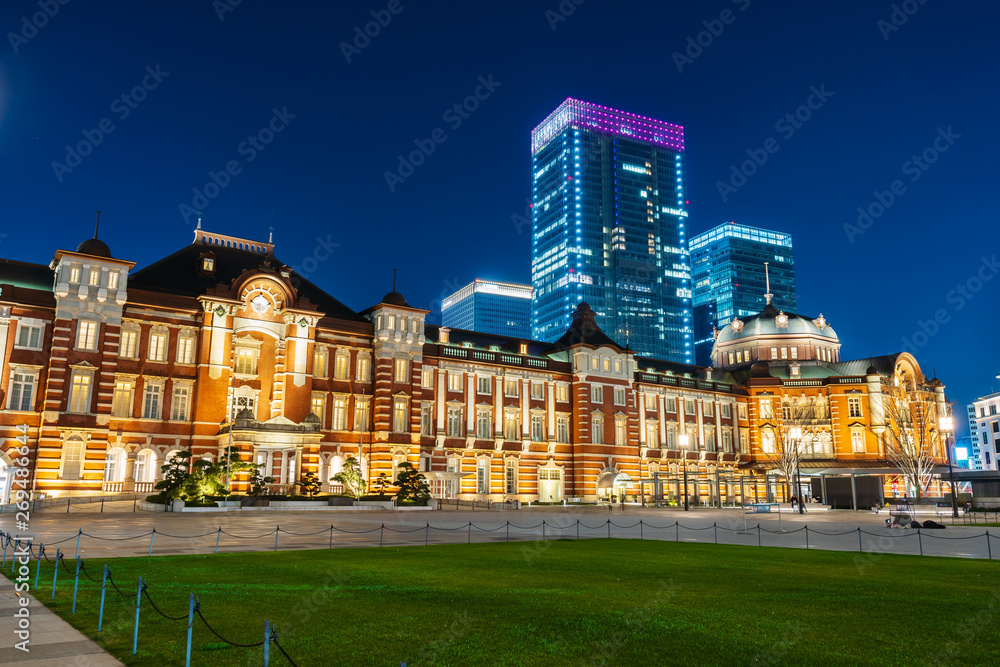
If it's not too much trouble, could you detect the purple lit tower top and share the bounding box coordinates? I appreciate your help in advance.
[531,98,685,155]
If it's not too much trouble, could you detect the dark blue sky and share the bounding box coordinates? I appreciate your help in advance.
[2,0,998,432]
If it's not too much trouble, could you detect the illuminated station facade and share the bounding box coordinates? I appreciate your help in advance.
[0,229,947,505]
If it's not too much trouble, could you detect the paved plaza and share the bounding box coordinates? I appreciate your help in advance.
[1,503,994,561]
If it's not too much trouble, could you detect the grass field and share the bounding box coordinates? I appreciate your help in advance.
[10,540,1000,666]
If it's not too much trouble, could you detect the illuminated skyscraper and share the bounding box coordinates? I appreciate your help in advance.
[530,98,692,362]
[690,222,797,366]
[441,279,533,339]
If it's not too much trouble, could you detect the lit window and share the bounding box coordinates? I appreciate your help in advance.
[331,396,348,430]
[88,269,100,286]
[69,266,80,283]
[761,430,775,454]
[119,326,139,358]
[721,403,731,419]
[790,347,798,360]
[646,422,659,446]
[421,369,434,388]
[111,377,135,417]
[556,415,570,443]
[77,320,98,351]
[447,406,463,436]
[503,410,520,440]
[556,384,569,402]
[848,397,863,418]
[8,370,38,411]
[478,376,492,394]
[171,385,190,421]
[759,398,773,419]
[333,350,350,380]
[781,347,788,360]
[531,413,545,441]
[531,382,545,400]
[392,397,409,432]
[313,348,328,378]
[356,356,371,382]
[770,347,778,359]
[592,413,605,444]
[354,398,371,432]
[505,459,517,494]
[615,415,627,445]
[665,397,677,413]
[477,408,492,439]
[68,372,93,413]
[504,379,520,397]
[148,330,167,362]
[645,394,657,411]
[202,257,215,271]
[394,358,409,383]
[476,459,489,494]
[235,348,258,375]
[177,332,196,364]
[703,401,714,417]
[108,271,119,289]
[685,399,696,415]
[448,373,463,392]
[851,430,865,453]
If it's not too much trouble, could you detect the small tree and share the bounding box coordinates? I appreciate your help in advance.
[333,457,367,500]
[371,472,390,498]
[155,451,193,500]
[876,391,942,504]
[247,467,275,497]
[298,471,321,497]
[395,462,430,504]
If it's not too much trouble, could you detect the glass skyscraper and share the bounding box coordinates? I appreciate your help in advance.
[530,98,692,362]
[441,279,533,339]
[690,222,797,366]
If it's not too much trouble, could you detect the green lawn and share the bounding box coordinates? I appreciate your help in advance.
[10,540,1000,666]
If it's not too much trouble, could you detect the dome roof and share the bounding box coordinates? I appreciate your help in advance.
[381,291,409,307]
[75,237,113,258]
[717,304,837,344]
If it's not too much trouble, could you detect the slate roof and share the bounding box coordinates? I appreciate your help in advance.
[717,302,838,343]
[0,259,54,292]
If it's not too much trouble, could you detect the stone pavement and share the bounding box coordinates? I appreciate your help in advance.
[0,581,122,666]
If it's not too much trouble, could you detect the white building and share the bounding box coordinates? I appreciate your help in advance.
[969,391,1000,471]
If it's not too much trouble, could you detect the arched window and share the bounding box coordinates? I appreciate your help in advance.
[134,450,157,482]
[104,448,126,482]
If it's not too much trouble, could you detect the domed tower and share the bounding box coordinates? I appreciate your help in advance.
[711,301,840,371]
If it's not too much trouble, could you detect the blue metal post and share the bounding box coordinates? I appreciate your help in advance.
[10,540,16,573]
[72,559,81,614]
[75,529,82,559]
[263,619,271,666]
[34,545,43,590]
[274,526,279,552]
[2,534,7,567]
[542,521,546,541]
[133,576,143,655]
[329,524,334,549]
[149,529,155,556]
[51,549,61,600]
[98,565,108,631]
[215,527,221,554]
[185,593,197,667]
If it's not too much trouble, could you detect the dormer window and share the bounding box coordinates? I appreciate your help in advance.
[440,328,450,345]
[519,342,527,355]
[203,257,215,272]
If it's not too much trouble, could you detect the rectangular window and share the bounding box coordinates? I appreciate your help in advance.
[556,415,570,443]
[790,347,798,359]
[728,351,735,365]
[77,320,98,350]
[477,409,492,439]
[447,406,463,436]
[111,378,135,417]
[504,379,519,397]
[771,347,778,359]
[69,266,80,283]
[531,382,545,400]
[556,384,568,402]
[723,430,732,452]
[394,358,409,383]
[478,376,492,394]
[356,356,371,382]
[781,347,788,360]
[645,394,657,411]
[761,431,775,454]
[703,401,714,417]
[171,385,190,421]
[448,373,463,392]
[16,323,43,349]
[142,382,162,419]
[851,430,865,453]
[148,331,167,362]
[615,416,627,445]
[665,397,677,413]
[88,269,100,286]
[591,414,604,444]
[503,411,519,440]
[313,348,328,378]
[531,413,545,441]
[614,387,626,406]
[392,397,408,433]
[421,369,434,389]
[667,426,676,449]
[759,398,773,419]
[991,405,997,416]
[333,352,349,380]
[108,271,119,289]
[62,440,83,480]
[722,403,731,418]
[685,399,696,415]
[505,459,517,494]
[8,370,38,411]
[477,459,489,494]
[120,328,138,358]
[354,399,371,432]
[646,422,658,446]
[614,360,622,373]
[68,372,92,413]
[591,386,603,404]
[177,333,195,364]
[420,403,433,436]
[738,403,747,420]
[331,396,348,430]
[705,429,716,452]
[235,348,258,375]
[848,397,862,418]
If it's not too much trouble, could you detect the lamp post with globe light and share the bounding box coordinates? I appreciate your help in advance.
[938,413,958,519]
[789,426,805,514]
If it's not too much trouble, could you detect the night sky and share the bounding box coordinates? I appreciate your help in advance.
[1,0,997,432]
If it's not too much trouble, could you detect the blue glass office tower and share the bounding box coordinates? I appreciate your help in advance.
[690,222,797,366]
[530,98,692,362]
[441,279,533,339]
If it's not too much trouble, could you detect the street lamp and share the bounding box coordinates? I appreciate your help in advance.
[939,414,958,518]
[679,433,690,511]
[789,426,804,514]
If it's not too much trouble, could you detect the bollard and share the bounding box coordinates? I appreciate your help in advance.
[67,498,70,513]
[215,527,221,554]
[757,525,761,547]
[133,576,143,655]
[329,525,334,549]
[149,529,156,556]
[467,522,471,544]
[52,549,61,600]
[858,528,862,552]
[133,497,137,513]
[34,545,43,590]
[576,519,580,540]
[101,498,105,513]
[676,522,679,542]
[425,523,429,546]
[263,619,271,666]
[714,522,717,544]
[76,529,82,559]
[72,559,81,614]
[542,521,546,542]
[9,540,16,573]
[640,520,644,541]
[380,524,384,548]
[918,528,923,556]
[1,534,6,568]
[185,593,197,667]
[607,521,611,539]
[805,526,809,550]
[98,565,108,631]
[274,526,279,552]
[987,531,992,560]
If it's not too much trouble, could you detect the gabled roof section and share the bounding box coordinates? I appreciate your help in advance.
[552,302,623,352]
[829,354,903,378]
[128,232,366,323]
[0,258,54,292]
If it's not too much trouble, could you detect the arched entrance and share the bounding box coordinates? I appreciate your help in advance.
[596,468,632,501]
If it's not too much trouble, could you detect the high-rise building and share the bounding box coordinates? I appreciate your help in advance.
[690,222,797,366]
[969,392,1000,471]
[530,98,692,362]
[441,279,533,339]
[966,404,983,470]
